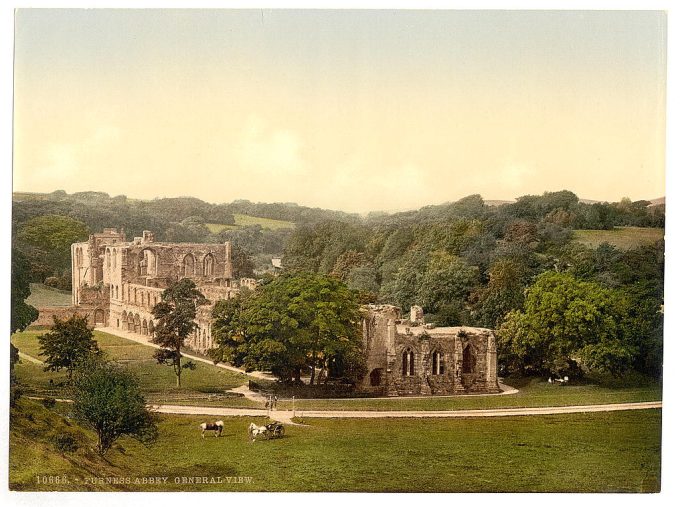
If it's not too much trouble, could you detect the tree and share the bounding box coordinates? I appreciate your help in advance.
[38,315,100,380]
[11,248,39,333]
[72,357,157,454]
[151,279,208,387]
[212,272,365,384]
[15,214,89,281]
[498,271,636,376]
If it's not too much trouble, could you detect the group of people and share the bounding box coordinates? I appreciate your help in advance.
[264,394,278,410]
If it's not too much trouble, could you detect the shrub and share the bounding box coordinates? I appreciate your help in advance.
[52,433,79,453]
[41,397,56,409]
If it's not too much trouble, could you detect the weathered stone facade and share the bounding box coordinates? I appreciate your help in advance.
[71,229,252,353]
[359,305,500,396]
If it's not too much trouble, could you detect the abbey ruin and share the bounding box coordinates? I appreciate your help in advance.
[65,228,499,395]
[359,305,500,395]
[70,228,254,353]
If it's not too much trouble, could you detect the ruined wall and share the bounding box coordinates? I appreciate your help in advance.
[360,305,500,396]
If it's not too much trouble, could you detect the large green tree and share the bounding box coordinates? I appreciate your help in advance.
[72,357,157,454]
[212,272,365,383]
[15,214,89,282]
[38,314,100,380]
[498,271,637,376]
[151,278,208,387]
[11,248,38,333]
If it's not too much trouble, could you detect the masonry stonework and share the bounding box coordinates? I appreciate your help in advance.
[71,229,253,354]
[359,304,500,396]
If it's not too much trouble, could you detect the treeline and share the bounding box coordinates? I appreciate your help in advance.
[283,191,664,379]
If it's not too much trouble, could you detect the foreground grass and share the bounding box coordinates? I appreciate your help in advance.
[11,330,249,399]
[9,398,661,492]
[573,226,664,250]
[26,283,72,308]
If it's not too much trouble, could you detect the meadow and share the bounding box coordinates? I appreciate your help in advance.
[206,213,294,233]
[573,226,664,249]
[12,329,662,411]
[9,398,661,492]
[25,283,72,307]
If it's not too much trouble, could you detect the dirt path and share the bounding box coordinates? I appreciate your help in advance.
[18,351,43,364]
[149,400,662,424]
[97,326,276,380]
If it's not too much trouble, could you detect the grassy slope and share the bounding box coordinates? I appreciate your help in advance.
[573,226,664,250]
[9,398,661,492]
[12,330,661,411]
[206,213,294,233]
[11,330,253,404]
[26,283,72,307]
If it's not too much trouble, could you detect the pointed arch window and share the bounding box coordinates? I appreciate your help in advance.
[432,350,444,375]
[402,348,415,376]
[183,254,195,276]
[203,254,215,276]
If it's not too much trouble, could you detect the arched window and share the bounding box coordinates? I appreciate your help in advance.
[106,249,111,268]
[183,254,195,276]
[142,319,148,335]
[432,350,444,375]
[115,285,119,299]
[112,249,117,269]
[462,344,475,374]
[203,254,215,276]
[139,249,157,276]
[402,348,415,376]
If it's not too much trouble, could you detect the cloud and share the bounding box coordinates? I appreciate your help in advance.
[237,116,306,177]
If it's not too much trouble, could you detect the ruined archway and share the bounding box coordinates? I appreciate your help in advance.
[183,254,195,276]
[462,344,476,374]
[93,308,105,325]
[203,254,215,276]
[369,368,383,386]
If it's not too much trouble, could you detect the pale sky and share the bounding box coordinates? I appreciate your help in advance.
[13,9,666,212]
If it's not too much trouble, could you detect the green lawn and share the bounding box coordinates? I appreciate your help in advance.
[11,329,250,399]
[9,398,661,492]
[206,213,294,233]
[276,378,662,411]
[573,226,664,250]
[26,283,72,308]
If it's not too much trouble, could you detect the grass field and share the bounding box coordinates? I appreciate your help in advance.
[9,398,661,492]
[11,330,250,401]
[26,283,72,307]
[573,226,664,250]
[206,214,294,233]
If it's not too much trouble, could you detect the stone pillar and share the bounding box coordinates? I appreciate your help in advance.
[486,333,499,391]
[224,242,233,280]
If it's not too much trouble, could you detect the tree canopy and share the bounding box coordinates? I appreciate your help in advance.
[38,314,101,380]
[211,272,365,383]
[72,357,158,454]
[151,278,208,387]
[498,271,639,377]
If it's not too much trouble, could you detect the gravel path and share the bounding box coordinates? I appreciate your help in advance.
[149,401,662,423]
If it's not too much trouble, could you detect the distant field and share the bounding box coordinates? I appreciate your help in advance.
[207,214,294,233]
[573,227,663,250]
[26,283,72,308]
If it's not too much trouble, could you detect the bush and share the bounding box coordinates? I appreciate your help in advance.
[52,433,79,453]
[41,397,57,409]
[44,276,71,291]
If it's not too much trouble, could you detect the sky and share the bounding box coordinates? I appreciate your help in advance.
[13,9,667,212]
